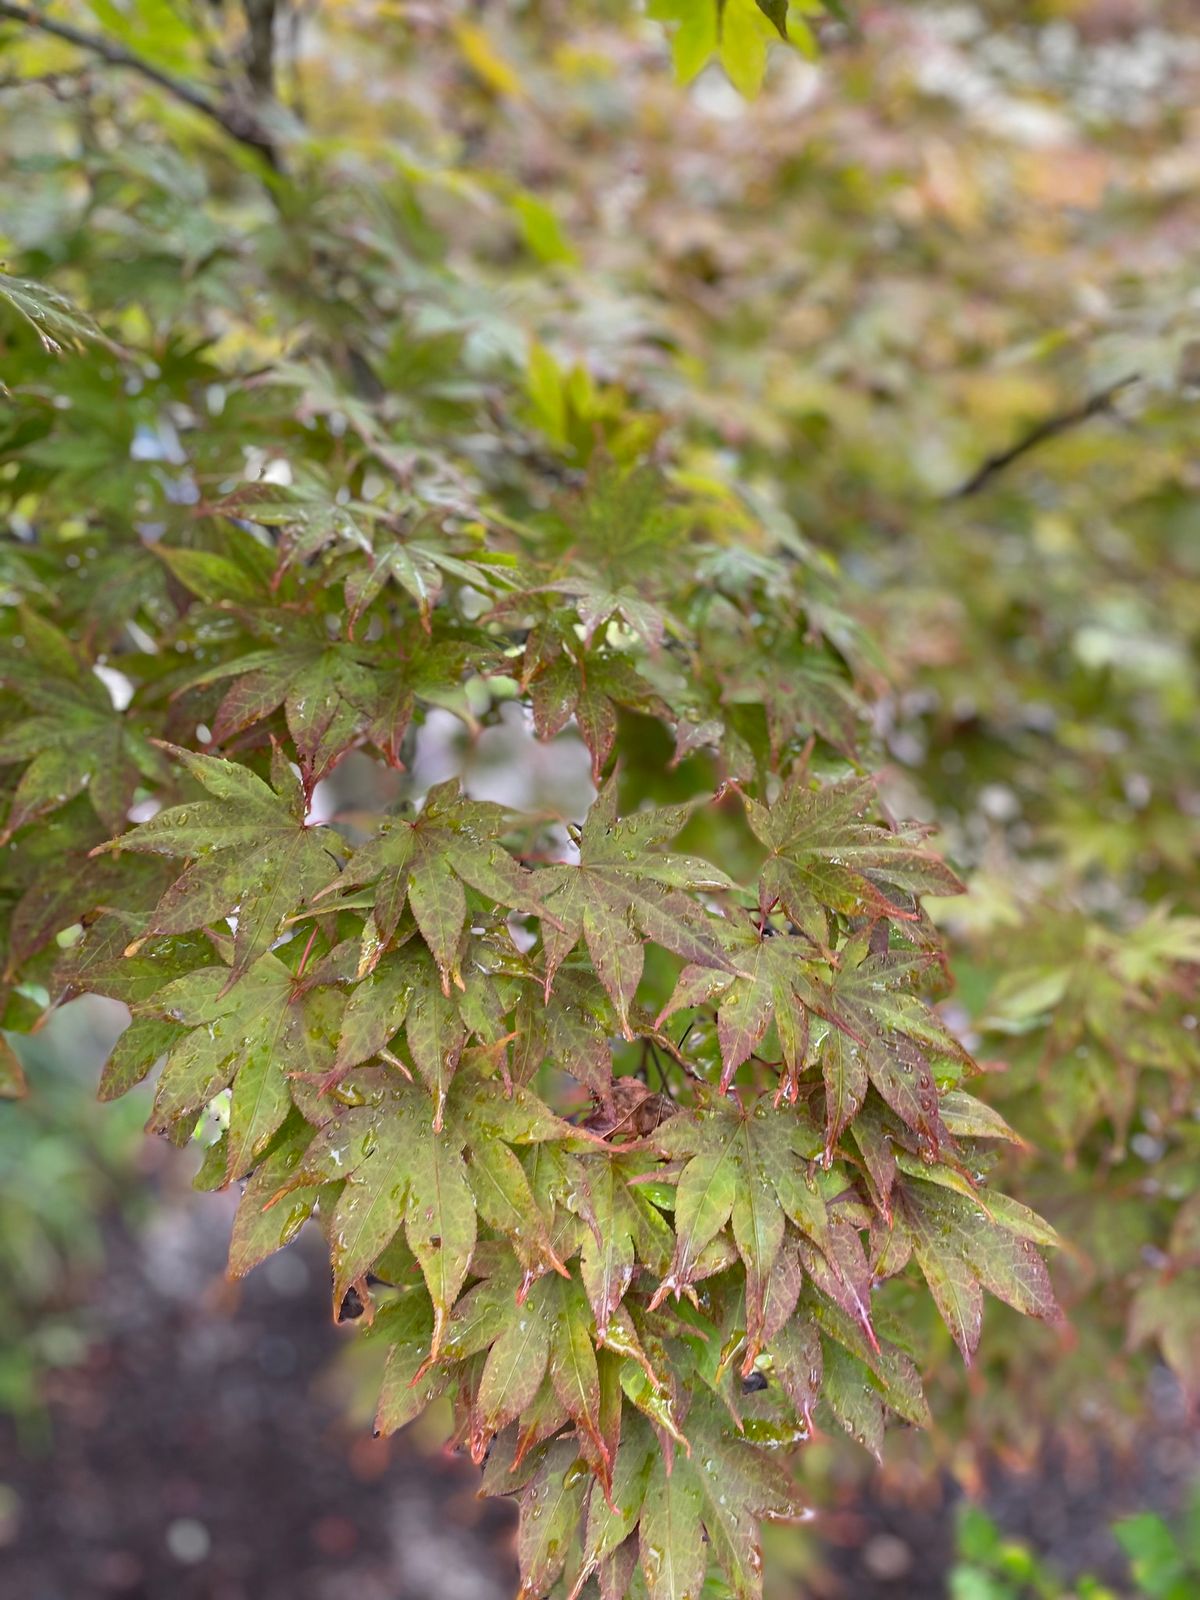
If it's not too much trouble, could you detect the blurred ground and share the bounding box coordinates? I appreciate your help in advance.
[0,1196,518,1600]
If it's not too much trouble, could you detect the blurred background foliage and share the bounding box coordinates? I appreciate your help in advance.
[0,0,1198,1594]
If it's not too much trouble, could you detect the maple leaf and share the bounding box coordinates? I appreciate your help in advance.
[184,636,378,788]
[208,482,374,572]
[547,1275,612,1485]
[373,1289,450,1435]
[576,1156,637,1337]
[523,627,671,780]
[471,1275,553,1445]
[799,1288,930,1439]
[895,1175,1062,1363]
[277,1066,575,1344]
[536,782,738,1034]
[744,773,965,943]
[343,528,510,630]
[0,609,165,840]
[516,1437,589,1598]
[722,640,863,760]
[658,913,820,1095]
[133,953,341,1173]
[182,615,492,784]
[539,575,675,652]
[652,1094,865,1359]
[463,1126,570,1284]
[227,1112,326,1279]
[326,943,494,1127]
[321,779,546,991]
[271,1083,475,1339]
[687,1392,805,1597]
[0,271,124,355]
[91,744,342,985]
[510,967,616,1096]
[639,1449,707,1600]
[812,941,967,1159]
[579,1414,658,1587]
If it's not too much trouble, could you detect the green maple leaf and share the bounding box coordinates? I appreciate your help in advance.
[658,914,821,1095]
[182,616,490,783]
[0,271,123,355]
[464,1125,570,1284]
[325,933,566,1127]
[744,773,965,943]
[821,1338,889,1460]
[0,609,165,839]
[723,642,863,760]
[536,782,738,1035]
[896,1175,1062,1363]
[797,1288,930,1443]
[511,967,617,1096]
[652,1094,863,1359]
[273,1082,476,1341]
[516,1437,589,1598]
[577,1157,638,1338]
[185,636,377,788]
[227,1112,326,1279]
[525,632,670,781]
[209,482,373,573]
[373,1289,450,1436]
[7,831,171,978]
[472,1275,554,1444]
[686,1392,804,1597]
[278,1067,575,1347]
[344,529,510,628]
[547,1275,611,1485]
[133,952,341,1172]
[322,779,546,991]
[813,941,967,1158]
[580,1414,657,1583]
[327,944,492,1127]
[540,575,676,653]
[92,744,342,985]
[639,1449,707,1600]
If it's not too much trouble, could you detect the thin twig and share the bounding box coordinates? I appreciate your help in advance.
[944,373,1139,501]
[0,1,279,165]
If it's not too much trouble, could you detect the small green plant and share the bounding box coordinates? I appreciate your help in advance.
[951,1495,1200,1600]
[1113,1498,1200,1600]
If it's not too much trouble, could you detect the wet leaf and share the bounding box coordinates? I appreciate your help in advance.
[94,745,340,985]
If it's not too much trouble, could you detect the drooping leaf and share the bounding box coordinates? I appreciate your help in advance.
[897,1176,1062,1363]
[94,745,342,984]
[0,610,166,838]
[638,1451,707,1600]
[135,954,339,1171]
[323,779,546,988]
[537,781,737,1035]
[745,775,964,942]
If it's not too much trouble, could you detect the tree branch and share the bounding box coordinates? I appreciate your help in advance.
[242,0,277,98]
[0,0,279,166]
[943,373,1139,501]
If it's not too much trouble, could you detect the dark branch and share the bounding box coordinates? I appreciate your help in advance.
[0,0,280,166]
[242,0,277,98]
[944,373,1140,501]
